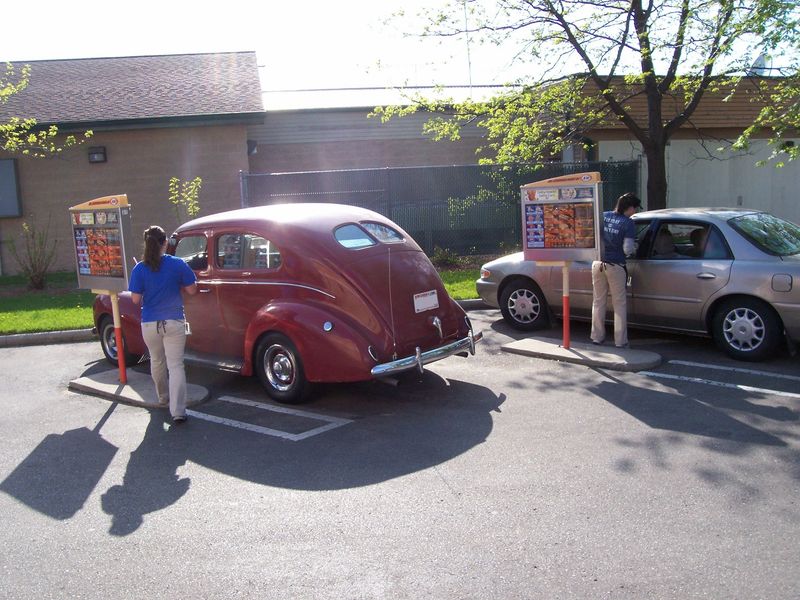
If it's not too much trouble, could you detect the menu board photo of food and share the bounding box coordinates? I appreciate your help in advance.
[525,201,595,250]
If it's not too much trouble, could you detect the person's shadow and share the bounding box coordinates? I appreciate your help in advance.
[100,411,190,536]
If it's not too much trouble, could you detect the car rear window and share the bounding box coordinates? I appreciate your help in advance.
[334,224,376,249]
[729,213,800,256]
[361,222,404,243]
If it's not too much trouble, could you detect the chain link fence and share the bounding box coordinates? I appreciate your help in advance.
[241,161,640,256]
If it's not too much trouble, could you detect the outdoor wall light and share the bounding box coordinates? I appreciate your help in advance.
[88,146,107,163]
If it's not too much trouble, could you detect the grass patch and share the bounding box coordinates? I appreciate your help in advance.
[440,268,480,300]
[0,270,78,288]
[0,271,94,334]
[0,289,95,334]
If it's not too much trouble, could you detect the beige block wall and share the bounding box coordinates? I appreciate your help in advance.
[0,124,250,276]
[248,137,486,173]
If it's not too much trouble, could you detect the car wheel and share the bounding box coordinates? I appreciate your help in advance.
[711,298,782,361]
[99,315,139,366]
[499,278,549,331]
[255,333,310,404]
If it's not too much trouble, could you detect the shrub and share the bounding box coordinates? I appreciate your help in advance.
[8,219,58,290]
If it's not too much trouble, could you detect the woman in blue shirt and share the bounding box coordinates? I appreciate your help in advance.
[591,193,641,348]
[129,226,197,423]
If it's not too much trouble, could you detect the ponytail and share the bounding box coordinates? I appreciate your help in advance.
[142,225,166,271]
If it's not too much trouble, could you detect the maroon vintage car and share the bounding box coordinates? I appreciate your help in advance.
[94,203,482,403]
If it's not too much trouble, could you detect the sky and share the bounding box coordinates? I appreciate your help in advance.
[3,0,528,110]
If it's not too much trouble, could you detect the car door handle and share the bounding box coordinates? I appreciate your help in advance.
[696,273,716,280]
[199,288,212,293]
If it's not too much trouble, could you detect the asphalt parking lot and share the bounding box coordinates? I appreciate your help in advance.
[1,309,798,599]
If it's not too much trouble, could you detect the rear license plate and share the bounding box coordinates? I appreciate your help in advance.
[413,290,439,313]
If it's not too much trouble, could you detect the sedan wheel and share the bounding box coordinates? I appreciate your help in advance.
[499,279,549,331]
[712,298,782,361]
[255,333,309,404]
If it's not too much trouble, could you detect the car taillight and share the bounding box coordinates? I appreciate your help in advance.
[480,268,491,279]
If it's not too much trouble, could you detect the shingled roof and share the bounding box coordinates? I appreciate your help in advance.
[1,52,264,126]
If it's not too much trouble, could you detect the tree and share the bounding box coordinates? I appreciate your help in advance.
[375,1,799,210]
[1,63,92,156]
[169,176,203,225]
[734,72,800,166]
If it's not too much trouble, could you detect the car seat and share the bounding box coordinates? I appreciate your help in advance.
[653,229,678,258]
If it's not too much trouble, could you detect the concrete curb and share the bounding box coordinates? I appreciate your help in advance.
[502,338,662,372]
[0,328,95,348]
[68,368,209,409]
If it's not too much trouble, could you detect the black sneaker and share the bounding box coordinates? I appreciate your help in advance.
[172,415,187,424]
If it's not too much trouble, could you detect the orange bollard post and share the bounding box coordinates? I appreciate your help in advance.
[562,263,571,349]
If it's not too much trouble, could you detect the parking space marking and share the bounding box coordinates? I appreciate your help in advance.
[187,396,353,441]
[640,371,800,400]
[668,360,800,382]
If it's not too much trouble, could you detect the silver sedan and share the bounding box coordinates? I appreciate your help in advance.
[477,208,800,361]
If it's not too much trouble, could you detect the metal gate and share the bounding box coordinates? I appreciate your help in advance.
[241,161,640,255]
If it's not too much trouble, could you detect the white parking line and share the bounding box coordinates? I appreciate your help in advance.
[187,396,353,441]
[668,360,800,382]
[640,371,800,400]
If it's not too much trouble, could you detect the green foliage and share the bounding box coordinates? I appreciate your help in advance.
[430,246,464,269]
[380,1,800,209]
[169,176,203,225]
[7,218,58,290]
[733,72,800,166]
[1,63,93,156]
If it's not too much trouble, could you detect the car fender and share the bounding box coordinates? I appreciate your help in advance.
[702,262,794,334]
[92,293,147,356]
[242,301,377,382]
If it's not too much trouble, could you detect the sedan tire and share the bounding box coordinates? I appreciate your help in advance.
[711,297,782,361]
[255,333,310,404]
[499,278,549,331]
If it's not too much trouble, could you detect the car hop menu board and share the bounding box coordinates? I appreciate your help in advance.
[69,195,134,292]
[521,172,602,262]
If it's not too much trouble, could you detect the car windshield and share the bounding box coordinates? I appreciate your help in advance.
[729,213,800,256]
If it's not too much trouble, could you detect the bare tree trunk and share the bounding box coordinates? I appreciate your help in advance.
[643,143,669,211]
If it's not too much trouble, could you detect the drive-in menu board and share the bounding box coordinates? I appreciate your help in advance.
[69,195,134,292]
[521,172,602,262]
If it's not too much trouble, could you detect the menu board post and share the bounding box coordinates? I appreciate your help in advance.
[69,195,134,384]
[520,172,603,349]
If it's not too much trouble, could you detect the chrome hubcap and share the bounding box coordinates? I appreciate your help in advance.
[723,308,764,351]
[509,289,540,323]
[264,344,295,391]
[104,326,118,359]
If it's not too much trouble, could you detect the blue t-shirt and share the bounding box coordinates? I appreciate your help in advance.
[601,211,636,264]
[129,254,196,322]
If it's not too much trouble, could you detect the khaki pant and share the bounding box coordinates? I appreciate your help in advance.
[591,261,629,347]
[141,319,187,418]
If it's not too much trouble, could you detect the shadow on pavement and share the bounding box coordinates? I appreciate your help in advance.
[0,404,119,521]
[590,379,787,447]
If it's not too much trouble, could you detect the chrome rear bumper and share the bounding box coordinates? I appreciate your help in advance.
[370,329,483,378]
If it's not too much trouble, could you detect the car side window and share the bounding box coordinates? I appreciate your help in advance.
[217,234,281,269]
[702,227,732,260]
[174,235,208,270]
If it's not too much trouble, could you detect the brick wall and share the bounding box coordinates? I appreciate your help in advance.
[0,124,250,276]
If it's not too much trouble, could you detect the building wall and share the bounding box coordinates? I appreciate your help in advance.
[596,136,800,223]
[249,137,485,173]
[247,107,486,173]
[0,124,250,275]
